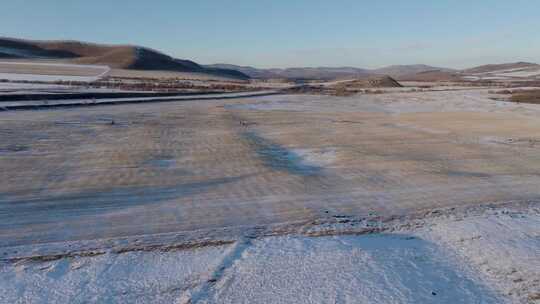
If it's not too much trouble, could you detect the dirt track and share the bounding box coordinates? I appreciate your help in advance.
[1,89,540,248]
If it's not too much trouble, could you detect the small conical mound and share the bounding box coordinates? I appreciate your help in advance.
[365,75,403,87]
[333,75,403,89]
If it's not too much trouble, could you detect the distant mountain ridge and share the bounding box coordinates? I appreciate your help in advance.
[208,62,539,81]
[461,62,540,74]
[371,64,455,77]
[206,63,454,80]
[205,64,372,80]
[0,37,249,80]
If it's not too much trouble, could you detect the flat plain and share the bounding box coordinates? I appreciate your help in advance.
[1,88,540,248]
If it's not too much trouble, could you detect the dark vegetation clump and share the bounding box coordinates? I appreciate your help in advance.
[510,90,540,104]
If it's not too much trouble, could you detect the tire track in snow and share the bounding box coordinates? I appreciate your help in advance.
[178,237,253,304]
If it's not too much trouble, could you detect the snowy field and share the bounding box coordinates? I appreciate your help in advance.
[0,82,74,91]
[0,205,537,303]
[0,61,110,82]
[0,73,103,82]
[418,207,540,304]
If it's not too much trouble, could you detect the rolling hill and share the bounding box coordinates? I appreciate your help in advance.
[209,62,540,82]
[4,37,537,82]
[0,37,249,80]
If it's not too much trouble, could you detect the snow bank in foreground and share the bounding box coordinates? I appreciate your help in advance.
[0,236,503,304]
[201,235,500,304]
[0,246,231,304]
[1,209,538,303]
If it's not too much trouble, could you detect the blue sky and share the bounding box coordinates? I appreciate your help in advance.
[2,0,539,68]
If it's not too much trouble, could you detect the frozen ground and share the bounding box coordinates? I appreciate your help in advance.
[1,87,540,302]
[2,88,540,248]
[0,205,537,303]
[235,88,540,115]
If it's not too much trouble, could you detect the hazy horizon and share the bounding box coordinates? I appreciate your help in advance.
[2,0,539,69]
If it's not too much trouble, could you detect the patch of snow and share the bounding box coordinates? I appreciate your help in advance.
[292,147,337,167]
[472,67,536,75]
[418,210,540,303]
[3,208,538,303]
[0,61,109,70]
[468,66,540,79]
[482,76,512,80]
[463,75,511,81]
[0,73,102,83]
[202,234,502,304]
[0,62,110,82]
[0,82,74,90]
[500,70,540,78]
[0,245,231,303]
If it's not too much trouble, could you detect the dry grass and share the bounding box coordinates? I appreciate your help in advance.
[510,90,540,104]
